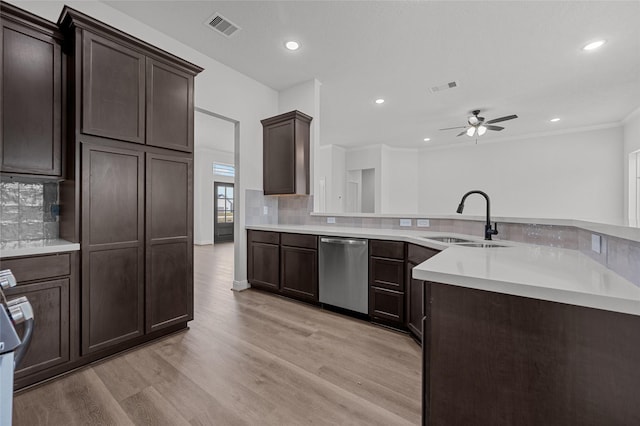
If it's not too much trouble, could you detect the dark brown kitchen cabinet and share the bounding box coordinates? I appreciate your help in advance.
[146,58,194,152]
[248,230,280,291]
[146,154,193,332]
[0,252,76,390]
[81,144,145,355]
[369,239,406,327]
[406,244,440,342]
[81,30,145,144]
[261,110,312,195]
[0,3,63,177]
[280,233,318,302]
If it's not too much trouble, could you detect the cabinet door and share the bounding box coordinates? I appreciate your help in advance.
[248,242,280,291]
[146,154,193,332]
[1,20,61,176]
[263,119,295,195]
[4,278,70,378]
[407,262,424,341]
[281,246,318,302]
[81,144,144,355]
[82,30,145,143]
[146,58,194,152]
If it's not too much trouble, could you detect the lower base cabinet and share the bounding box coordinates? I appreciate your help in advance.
[248,231,319,303]
[0,252,75,389]
[369,286,404,323]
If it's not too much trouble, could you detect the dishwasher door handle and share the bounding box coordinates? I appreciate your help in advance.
[320,237,367,245]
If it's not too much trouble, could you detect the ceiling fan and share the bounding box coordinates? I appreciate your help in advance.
[440,110,518,137]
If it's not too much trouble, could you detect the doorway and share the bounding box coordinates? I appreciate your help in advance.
[214,181,234,243]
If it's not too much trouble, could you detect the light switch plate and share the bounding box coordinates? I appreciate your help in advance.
[400,219,412,227]
[327,217,336,224]
[417,219,430,227]
[591,234,601,254]
[263,206,268,215]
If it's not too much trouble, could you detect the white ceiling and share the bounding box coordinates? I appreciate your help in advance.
[106,1,640,148]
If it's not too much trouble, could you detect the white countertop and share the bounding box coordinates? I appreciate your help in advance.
[0,239,80,258]
[247,224,640,316]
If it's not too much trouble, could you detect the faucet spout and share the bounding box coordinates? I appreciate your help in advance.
[456,190,498,240]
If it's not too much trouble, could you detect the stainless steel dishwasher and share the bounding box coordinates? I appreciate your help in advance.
[319,237,368,314]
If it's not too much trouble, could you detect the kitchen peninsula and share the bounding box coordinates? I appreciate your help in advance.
[246,223,640,425]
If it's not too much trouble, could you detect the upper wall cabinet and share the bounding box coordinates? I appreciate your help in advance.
[261,110,312,195]
[146,58,194,152]
[59,7,202,152]
[1,3,63,177]
[82,31,145,144]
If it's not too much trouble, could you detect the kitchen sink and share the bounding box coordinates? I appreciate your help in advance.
[455,242,510,248]
[424,236,474,243]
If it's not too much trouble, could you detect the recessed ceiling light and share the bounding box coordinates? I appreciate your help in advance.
[285,41,299,51]
[375,98,385,104]
[583,40,605,51]
[423,138,431,142]
[550,118,561,122]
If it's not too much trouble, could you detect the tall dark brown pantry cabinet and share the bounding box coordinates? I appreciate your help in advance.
[81,144,144,355]
[1,3,63,177]
[60,7,202,361]
[261,110,312,195]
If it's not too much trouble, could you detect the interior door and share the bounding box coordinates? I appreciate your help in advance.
[214,182,234,243]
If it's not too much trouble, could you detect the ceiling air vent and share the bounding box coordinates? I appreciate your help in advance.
[205,13,240,37]
[429,80,460,93]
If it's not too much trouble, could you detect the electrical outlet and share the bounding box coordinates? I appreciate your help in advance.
[400,219,412,227]
[263,206,268,215]
[327,217,336,224]
[591,234,601,254]
[417,219,430,227]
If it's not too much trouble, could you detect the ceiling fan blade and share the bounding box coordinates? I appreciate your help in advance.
[439,126,467,131]
[456,130,467,137]
[486,125,504,131]
[486,114,518,124]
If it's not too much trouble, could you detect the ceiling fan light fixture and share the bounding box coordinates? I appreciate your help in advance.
[468,116,479,125]
[477,125,487,136]
[466,127,476,137]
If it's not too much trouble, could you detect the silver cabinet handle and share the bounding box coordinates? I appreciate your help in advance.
[320,237,367,245]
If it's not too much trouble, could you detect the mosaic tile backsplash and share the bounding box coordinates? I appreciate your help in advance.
[0,181,59,242]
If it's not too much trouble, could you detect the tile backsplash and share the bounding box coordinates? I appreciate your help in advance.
[0,180,59,242]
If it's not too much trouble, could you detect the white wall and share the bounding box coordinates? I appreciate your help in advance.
[623,108,640,226]
[194,112,235,245]
[11,0,280,289]
[316,145,346,212]
[345,145,382,213]
[417,126,625,224]
[381,147,419,214]
[278,79,322,209]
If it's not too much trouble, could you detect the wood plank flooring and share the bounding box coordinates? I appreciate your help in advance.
[13,243,422,425]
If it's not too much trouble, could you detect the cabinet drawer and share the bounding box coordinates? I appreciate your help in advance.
[248,230,280,245]
[369,240,405,260]
[370,257,405,291]
[407,244,440,265]
[281,233,317,249]
[370,286,404,324]
[1,253,71,283]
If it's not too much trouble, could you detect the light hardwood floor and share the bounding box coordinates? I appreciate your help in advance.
[13,243,422,425]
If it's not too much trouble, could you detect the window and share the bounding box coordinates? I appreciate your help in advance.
[213,163,235,177]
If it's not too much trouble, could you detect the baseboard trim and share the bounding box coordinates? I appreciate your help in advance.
[194,240,213,246]
[232,279,250,292]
